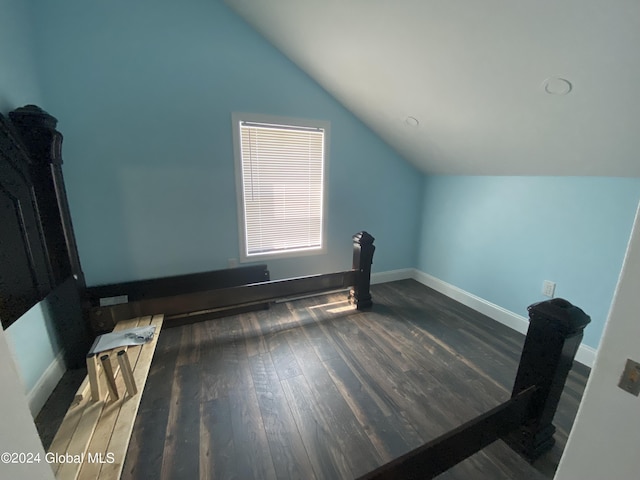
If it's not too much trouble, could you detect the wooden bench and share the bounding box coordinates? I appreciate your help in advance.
[47,314,163,480]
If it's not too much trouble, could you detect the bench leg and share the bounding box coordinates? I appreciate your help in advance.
[117,349,138,397]
[86,353,102,402]
[100,354,120,400]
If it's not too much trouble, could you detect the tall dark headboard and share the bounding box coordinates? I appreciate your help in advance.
[9,106,85,289]
[0,105,85,330]
[0,110,52,326]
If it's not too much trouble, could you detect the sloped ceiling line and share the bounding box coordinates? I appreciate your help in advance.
[224,0,640,176]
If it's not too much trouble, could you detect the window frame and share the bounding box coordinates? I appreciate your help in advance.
[232,112,330,263]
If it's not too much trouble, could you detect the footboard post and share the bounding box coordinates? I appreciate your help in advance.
[504,298,590,461]
[350,231,375,310]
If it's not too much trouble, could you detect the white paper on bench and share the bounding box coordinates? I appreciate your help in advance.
[90,325,157,354]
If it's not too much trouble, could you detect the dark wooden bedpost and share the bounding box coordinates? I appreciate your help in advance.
[504,298,590,462]
[350,231,375,310]
[9,105,85,289]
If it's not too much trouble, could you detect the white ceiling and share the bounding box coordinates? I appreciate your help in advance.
[224,0,640,176]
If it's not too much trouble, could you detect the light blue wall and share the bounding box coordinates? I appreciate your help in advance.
[29,0,423,286]
[0,0,40,112]
[418,176,640,349]
[0,0,62,396]
[22,0,633,366]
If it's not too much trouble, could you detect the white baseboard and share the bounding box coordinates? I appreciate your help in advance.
[574,343,597,368]
[412,269,531,334]
[410,269,597,368]
[27,351,66,417]
[371,268,414,285]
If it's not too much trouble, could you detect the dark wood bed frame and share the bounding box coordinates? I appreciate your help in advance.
[1,105,90,369]
[86,231,376,332]
[1,105,589,479]
[359,298,590,479]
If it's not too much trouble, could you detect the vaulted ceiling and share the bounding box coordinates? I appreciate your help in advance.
[224,0,640,176]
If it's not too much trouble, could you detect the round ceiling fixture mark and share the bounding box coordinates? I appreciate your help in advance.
[543,76,572,95]
[405,116,420,127]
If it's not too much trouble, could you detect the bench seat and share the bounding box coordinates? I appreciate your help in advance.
[47,314,163,480]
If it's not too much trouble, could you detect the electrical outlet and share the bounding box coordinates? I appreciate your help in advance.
[542,280,556,297]
[228,258,238,268]
[618,359,640,396]
[99,295,128,306]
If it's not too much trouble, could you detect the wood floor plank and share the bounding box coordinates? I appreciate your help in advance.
[327,315,449,437]
[153,322,201,480]
[359,311,509,415]
[267,329,303,381]
[280,374,353,480]
[249,353,317,480]
[199,316,247,401]
[373,302,511,399]
[480,441,547,480]
[306,316,399,420]
[322,353,424,461]
[286,298,341,362]
[380,280,522,389]
[350,314,417,373]
[176,323,200,367]
[351,316,488,434]
[225,325,278,480]
[228,387,278,480]
[282,324,382,477]
[353,314,502,422]
[120,406,169,480]
[160,364,200,480]
[200,397,235,480]
[107,279,590,480]
[239,312,269,358]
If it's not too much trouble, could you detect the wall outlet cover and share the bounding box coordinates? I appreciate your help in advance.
[542,280,556,297]
[99,295,128,307]
[618,358,640,396]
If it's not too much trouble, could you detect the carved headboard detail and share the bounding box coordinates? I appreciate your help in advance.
[0,105,85,336]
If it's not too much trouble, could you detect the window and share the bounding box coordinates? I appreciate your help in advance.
[232,113,329,261]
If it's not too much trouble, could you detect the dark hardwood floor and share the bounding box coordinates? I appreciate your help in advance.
[116,279,589,480]
[35,279,589,479]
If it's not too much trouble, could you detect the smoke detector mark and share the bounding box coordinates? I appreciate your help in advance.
[405,116,420,127]
[543,76,572,95]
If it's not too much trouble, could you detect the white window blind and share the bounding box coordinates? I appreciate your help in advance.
[238,119,326,258]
